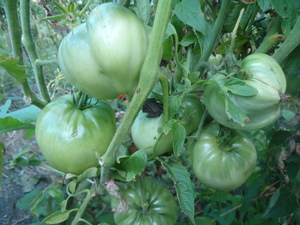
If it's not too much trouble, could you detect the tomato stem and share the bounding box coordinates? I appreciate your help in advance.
[194,0,231,72]
[99,0,174,193]
[159,72,169,123]
[255,16,282,54]
[272,15,300,64]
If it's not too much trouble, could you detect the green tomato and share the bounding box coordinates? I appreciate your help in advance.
[192,123,257,191]
[58,3,148,99]
[111,177,179,225]
[131,94,204,156]
[204,53,287,130]
[35,95,116,175]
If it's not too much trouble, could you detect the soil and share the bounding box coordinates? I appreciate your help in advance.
[0,131,55,225]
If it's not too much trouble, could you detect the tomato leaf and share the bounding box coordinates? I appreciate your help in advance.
[179,33,198,47]
[134,0,151,26]
[174,0,206,34]
[0,55,27,83]
[263,185,299,218]
[223,77,258,97]
[162,162,195,224]
[118,150,147,182]
[42,209,79,224]
[172,122,186,155]
[224,94,250,126]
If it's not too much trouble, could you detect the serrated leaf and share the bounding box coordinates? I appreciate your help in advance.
[119,151,147,182]
[174,0,206,34]
[42,209,79,224]
[172,122,186,155]
[162,162,195,224]
[0,55,27,83]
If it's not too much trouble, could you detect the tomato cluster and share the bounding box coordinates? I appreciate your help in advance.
[34,2,288,224]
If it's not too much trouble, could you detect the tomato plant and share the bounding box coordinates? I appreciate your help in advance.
[35,94,116,175]
[131,94,204,156]
[192,123,257,191]
[58,2,148,100]
[204,53,287,130]
[111,177,179,225]
[1,0,300,224]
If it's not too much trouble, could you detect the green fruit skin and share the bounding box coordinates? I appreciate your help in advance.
[35,95,116,175]
[111,177,179,225]
[192,123,257,191]
[131,94,205,156]
[204,53,287,130]
[58,3,148,99]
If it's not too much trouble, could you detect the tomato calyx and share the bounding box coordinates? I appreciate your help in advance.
[72,91,97,110]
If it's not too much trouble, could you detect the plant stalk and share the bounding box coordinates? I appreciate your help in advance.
[99,0,174,192]
[20,0,51,103]
[272,16,300,64]
[194,0,231,72]
[255,16,282,54]
[3,0,46,108]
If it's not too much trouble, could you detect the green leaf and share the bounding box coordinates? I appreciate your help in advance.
[172,122,186,155]
[258,0,271,11]
[174,0,206,34]
[224,94,249,126]
[42,209,79,224]
[53,1,68,14]
[0,55,27,83]
[119,150,147,182]
[135,0,151,25]
[0,142,4,191]
[263,185,299,218]
[16,189,43,210]
[179,33,198,47]
[0,117,35,134]
[0,104,41,123]
[169,95,183,119]
[41,14,66,21]
[162,162,195,224]
[222,78,258,97]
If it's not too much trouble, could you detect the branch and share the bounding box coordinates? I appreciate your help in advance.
[20,0,51,103]
[99,0,174,192]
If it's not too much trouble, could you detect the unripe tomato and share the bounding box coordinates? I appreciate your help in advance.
[204,53,286,130]
[192,123,257,191]
[58,3,148,99]
[35,95,116,175]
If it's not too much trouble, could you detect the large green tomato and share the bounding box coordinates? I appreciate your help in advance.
[131,94,205,156]
[35,95,116,175]
[192,123,257,191]
[204,53,286,130]
[58,3,148,99]
[111,177,179,225]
